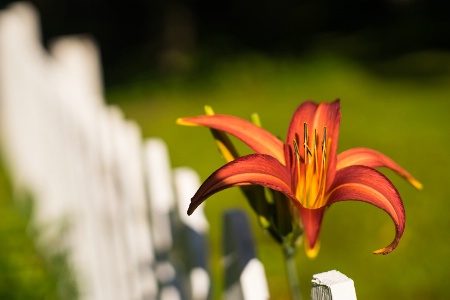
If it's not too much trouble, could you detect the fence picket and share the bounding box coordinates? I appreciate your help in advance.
[311,270,357,300]
[173,167,211,300]
[144,138,185,299]
[223,210,270,300]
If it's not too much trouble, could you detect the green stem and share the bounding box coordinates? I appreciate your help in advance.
[283,245,303,300]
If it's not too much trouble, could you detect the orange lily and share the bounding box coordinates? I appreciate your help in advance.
[177,100,422,257]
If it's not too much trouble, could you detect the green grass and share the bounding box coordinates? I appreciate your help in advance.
[1,51,449,299]
[107,51,450,299]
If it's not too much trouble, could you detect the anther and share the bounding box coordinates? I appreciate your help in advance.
[293,139,300,160]
[303,123,308,146]
[322,127,327,151]
[303,123,312,157]
[314,128,317,149]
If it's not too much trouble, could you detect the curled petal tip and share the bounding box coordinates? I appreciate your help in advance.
[176,118,195,126]
[409,178,423,190]
[305,240,320,259]
[187,200,199,215]
[373,247,393,255]
[187,206,194,216]
[373,238,400,255]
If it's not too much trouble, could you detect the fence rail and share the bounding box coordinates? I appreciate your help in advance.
[0,2,356,299]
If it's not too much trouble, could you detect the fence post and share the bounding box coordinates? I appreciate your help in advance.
[144,138,186,299]
[223,210,269,300]
[311,270,357,300]
[173,167,211,300]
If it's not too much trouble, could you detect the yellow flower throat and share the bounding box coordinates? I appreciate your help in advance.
[293,123,328,209]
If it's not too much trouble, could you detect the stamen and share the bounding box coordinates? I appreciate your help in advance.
[296,124,330,209]
[303,123,307,146]
[293,139,302,204]
[303,123,312,157]
[303,123,313,207]
[322,127,327,164]
[313,126,328,208]
[322,127,327,151]
[314,128,318,172]
[293,139,300,160]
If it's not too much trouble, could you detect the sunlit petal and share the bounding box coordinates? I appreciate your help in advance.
[337,147,423,190]
[312,100,341,189]
[327,165,405,254]
[284,100,341,188]
[286,101,318,156]
[177,115,285,164]
[204,106,240,162]
[188,154,296,215]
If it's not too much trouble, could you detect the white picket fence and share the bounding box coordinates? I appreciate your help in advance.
[0,2,356,300]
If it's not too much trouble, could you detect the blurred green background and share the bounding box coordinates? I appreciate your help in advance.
[1,1,449,299]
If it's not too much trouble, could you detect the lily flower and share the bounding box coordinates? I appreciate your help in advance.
[177,100,422,257]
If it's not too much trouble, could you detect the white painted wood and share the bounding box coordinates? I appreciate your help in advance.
[144,138,184,298]
[144,138,175,254]
[50,33,114,300]
[189,267,210,300]
[173,167,210,300]
[0,3,156,299]
[311,270,357,300]
[240,259,270,300]
[223,210,270,300]
[173,167,209,234]
[116,120,158,299]
[0,1,49,200]
[0,7,101,298]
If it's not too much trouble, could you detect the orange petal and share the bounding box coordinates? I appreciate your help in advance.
[285,100,341,188]
[188,154,296,215]
[286,101,318,155]
[204,105,240,162]
[313,100,341,188]
[298,206,326,258]
[177,115,285,164]
[327,165,405,254]
[337,147,422,190]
